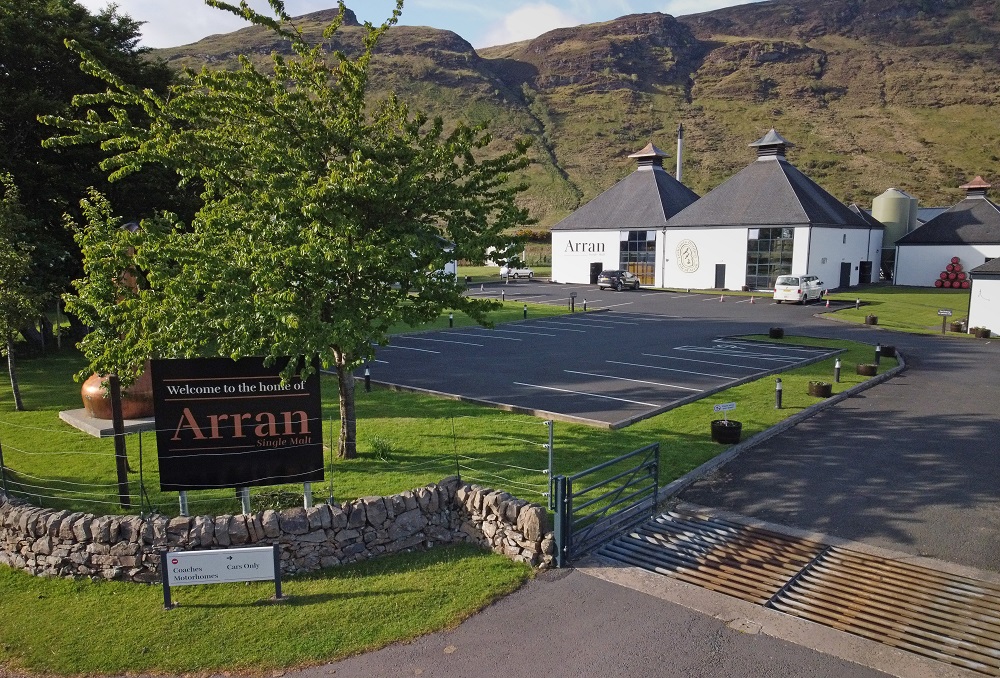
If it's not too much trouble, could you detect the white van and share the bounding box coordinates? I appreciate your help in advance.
[773,275,824,304]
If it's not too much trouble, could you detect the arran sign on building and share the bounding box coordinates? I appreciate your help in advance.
[150,357,323,491]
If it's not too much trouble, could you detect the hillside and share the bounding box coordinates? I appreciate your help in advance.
[155,0,1000,227]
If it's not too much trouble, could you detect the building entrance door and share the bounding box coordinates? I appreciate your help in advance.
[839,262,852,289]
[590,262,603,285]
[715,264,726,289]
[859,261,873,284]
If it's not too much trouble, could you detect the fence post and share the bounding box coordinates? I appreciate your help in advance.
[0,438,9,497]
[545,420,554,510]
[552,475,569,568]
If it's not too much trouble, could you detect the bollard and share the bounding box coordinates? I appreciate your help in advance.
[834,358,842,383]
[855,298,861,310]
[570,293,576,313]
[501,290,505,302]
[775,378,783,409]
[874,343,881,367]
[448,312,453,328]
[523,303,527,319]
[583,299,587,312]
[364,366,371,392]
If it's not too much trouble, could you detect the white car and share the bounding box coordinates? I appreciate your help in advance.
[499,265,534,280]
[773,274,824,304]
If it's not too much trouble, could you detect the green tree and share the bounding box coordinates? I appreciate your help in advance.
[45,0,531,458]
[0,0,180,299]
[0,175,45,411]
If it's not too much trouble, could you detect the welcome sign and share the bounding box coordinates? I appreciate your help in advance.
[150,357,323,491]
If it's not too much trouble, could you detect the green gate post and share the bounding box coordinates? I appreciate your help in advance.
[552,475,569,568]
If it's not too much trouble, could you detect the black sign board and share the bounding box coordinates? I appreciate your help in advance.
[151,357,323,491]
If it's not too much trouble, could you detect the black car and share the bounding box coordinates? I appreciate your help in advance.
[597,269,641,291]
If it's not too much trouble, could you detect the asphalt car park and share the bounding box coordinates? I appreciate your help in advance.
[372,290,841,427]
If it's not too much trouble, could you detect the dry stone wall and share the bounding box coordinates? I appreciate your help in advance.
[0,476,553,582]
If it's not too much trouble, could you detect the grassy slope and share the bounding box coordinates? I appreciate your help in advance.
[0,545,530,675]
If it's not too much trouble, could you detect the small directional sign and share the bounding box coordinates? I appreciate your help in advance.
[713,402,737,413]
[938,309,953,317]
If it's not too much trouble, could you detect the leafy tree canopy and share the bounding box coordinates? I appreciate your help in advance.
[0,0,179,295]
[44,0,532,456]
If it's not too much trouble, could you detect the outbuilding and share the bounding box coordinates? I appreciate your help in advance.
[663,130,883,290]
[967,258,1000,335]
[550,142,699,286]
[894,177,1000,287]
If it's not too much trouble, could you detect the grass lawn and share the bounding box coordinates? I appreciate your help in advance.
[0,544,531,675]
[823,285,972,335]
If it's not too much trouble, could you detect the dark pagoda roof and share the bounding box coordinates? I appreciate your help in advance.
[897,178,1000,246]
[667,132,870,229]
[970,258,1000,277]
[849,204,887,230]
[552,144,699,231]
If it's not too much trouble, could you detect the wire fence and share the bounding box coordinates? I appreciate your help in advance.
[0,412,558,517]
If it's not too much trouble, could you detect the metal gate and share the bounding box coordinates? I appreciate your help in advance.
[552,443,659,567]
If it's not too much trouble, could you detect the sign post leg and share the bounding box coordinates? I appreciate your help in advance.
[238,487,251,514]
[273,544,284,600]
[178,491,189,517]
[160,551,174,609]
[303,482,313,509]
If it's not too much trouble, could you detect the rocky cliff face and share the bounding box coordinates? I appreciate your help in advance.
[155,0,1000,224]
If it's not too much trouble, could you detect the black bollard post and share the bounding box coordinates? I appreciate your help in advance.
[523,304,527,319]
[448,312,453,328]
[583,299,587,312]
[855,298,861,310]
[834,358,842,383]
[775,378,783,409]
[364,366,371,392]
[874,343,882,366]
[501,290,505,302]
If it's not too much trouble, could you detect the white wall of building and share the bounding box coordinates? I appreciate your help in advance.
[805,228,882,289]
[659,228,748,289]
[551,230,621,284]
[894,245,1000,287]
[968,277,1000,335]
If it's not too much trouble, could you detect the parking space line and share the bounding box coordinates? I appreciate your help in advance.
[641,353,764,370]
[446,332,522,341]
[400,336,485,347]
[528,320,590,332]
[487,328,558,337]
[572,317,641,326]
[674,346,800,362]
[383,345,440,354]
[513,382,659,407]
[591,301,635,309]
[607,360,735,380]
[669,294,698,299]
[565,370,703,393]
[715,339,831,354]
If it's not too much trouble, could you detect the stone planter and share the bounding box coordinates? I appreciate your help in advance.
[864,315,878,326]
[768,327,784,339]
[974,327,992,339]
[856,363,878,377]
[710,419,743,445]
[808,381,833,398]
[949,321,965,333]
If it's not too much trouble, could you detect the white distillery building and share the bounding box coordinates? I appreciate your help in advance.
[968,258,1000,335]
[894,177,1000,287]
[550,142,699,286]
[550,130,883,290]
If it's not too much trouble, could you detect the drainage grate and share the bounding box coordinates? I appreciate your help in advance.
[600,509,1000,676]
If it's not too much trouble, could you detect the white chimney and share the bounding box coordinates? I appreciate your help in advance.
[676,123,684,182]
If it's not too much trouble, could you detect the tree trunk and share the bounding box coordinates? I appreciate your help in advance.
[7,338,24,411]
[334,349,357,459]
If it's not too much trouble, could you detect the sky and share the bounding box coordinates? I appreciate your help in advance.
[76,0,763,50]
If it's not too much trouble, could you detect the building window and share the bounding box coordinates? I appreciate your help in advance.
[746,228,794,289]
[619,231,657,285]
